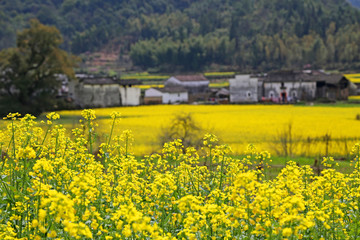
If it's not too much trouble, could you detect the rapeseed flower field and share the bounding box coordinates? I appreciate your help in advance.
[58,105,360,157]
[1,110,360,239]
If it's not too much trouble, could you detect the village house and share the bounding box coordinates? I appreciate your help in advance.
[63,70,355,108]
[144,87,188,104]
[229,70,354,103]
[164,74,210,94]
[314,74,354,101]
[209,88,230,104]
[258,70,317,103]
[229,75,259,103]
[68,75,141,108]
[164,74,210,102]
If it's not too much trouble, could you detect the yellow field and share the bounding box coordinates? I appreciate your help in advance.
[349,95,360,100]
[134,82,229,90]
[4,110,360,239]
[56,105,360,157]
[133,84,164,90]
[344,73,360,83]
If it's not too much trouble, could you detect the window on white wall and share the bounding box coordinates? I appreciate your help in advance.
[269,91,275,98]
[247,91,252,98]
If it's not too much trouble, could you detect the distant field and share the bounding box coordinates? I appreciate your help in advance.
[134,82,229,90]
[344,73,360,83]
[134,84,164,90]
[349,95,360,100]
[55,105,360,157]
[121,71,235,81]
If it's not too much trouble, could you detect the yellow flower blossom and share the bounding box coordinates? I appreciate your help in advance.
[1,110,360,239]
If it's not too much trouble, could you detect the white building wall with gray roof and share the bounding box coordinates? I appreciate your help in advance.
[144,88,162,98]
[263,82,316,101]
[119,86,141,106]
[162,91,188,104]
[165,77,209,93]
[229,75,258,103]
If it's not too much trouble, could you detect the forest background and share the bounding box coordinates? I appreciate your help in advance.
[2,0,360,73]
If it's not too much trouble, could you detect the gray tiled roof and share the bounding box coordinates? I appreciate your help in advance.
[155,87,187,93]
[173,74,208,82]
[82,77,141,86]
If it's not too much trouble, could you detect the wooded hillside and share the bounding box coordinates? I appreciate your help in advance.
[2,0,360,72]
[348,0,360,8]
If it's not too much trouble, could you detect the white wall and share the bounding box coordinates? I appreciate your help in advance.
[144,88,162,97]
[263,82,316,100]
[229,75,258,103]
[119,86,141,106]
[162,92,188,104]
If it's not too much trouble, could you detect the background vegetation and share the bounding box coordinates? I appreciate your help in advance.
[2,0,360,72]
[0,19,77,116]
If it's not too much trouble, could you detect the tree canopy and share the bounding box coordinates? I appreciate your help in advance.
[1,0,360,72]
[0,19,77,116]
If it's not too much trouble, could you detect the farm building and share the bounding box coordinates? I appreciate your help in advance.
[68,75,141,108]
[315,74,355,101]
[258,70,317,103]
[143,88,162,105]
[209,88,230,104]
[229,75,259,103]
[256,70,355,102]
[164,75,210,94]
[144,87,188,104]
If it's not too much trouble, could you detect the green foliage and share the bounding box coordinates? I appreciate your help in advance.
[1,0,360,71]
[0,19,77,116]
[130,35,235,71]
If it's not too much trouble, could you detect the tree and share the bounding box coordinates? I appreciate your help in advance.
[159,112,205,150]
[0,19,77,116]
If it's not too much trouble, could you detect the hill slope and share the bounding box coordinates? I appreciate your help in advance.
[348,0,360,8]
[1,0,360,72]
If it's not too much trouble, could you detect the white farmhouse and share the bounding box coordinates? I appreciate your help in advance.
[259,70,316,103]
[143,88,162,104]
[144,87,188,104]
[229,75,259,103]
